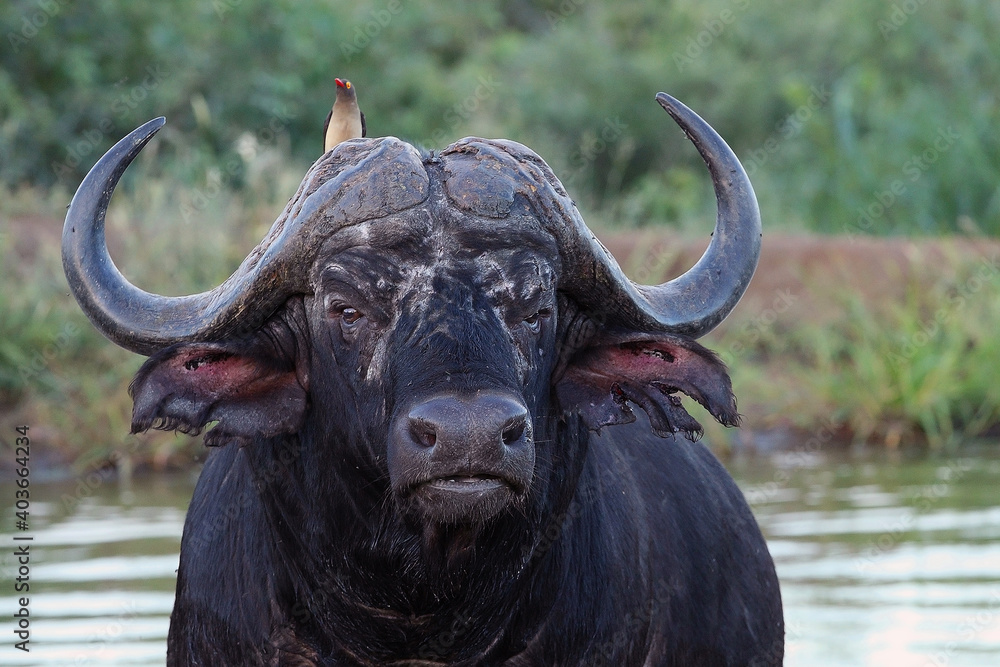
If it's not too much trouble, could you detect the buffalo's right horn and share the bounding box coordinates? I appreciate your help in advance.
[62,119,429,356]
[62,118,299,355]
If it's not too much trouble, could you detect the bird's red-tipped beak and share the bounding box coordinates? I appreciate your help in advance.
[336,78,349,89]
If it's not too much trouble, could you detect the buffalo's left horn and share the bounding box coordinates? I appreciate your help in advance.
[641,93,761,337]
[559,94,761,338]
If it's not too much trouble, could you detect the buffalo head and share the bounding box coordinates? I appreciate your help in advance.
[63,94,759,531]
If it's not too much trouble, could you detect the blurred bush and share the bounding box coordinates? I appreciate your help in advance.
[2,0,998,234]
[0,172,288,465]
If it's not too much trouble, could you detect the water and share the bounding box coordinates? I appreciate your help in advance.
[731,447,1000,667]
[2,448,1000,666]
[0,474,190,666]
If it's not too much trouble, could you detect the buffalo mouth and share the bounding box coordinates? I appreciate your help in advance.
[425,474,509,493]
[405,473,523,524]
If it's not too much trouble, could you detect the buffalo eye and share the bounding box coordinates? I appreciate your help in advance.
[522,309,550,335]
[341,307,363,325]
[328,300,367,339]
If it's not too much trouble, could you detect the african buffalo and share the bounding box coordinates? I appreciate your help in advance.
[63,93,783,665]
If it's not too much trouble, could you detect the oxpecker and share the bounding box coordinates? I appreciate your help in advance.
[323,78,366,152]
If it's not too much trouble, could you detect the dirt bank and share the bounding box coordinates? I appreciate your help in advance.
[602,231,999,331]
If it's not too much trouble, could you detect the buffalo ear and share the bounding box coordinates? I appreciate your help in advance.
[129,342,307,447]
[555,331,739,441]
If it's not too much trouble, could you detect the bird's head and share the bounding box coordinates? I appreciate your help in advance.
[335,78,357,102]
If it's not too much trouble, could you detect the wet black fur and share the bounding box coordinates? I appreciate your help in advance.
[131,163,782,666]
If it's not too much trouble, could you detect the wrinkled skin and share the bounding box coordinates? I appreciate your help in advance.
[65,99,782,665]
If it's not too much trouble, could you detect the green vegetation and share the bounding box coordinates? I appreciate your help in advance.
[2,0,999,234]
[796,279,1000,449]
[2,1,999,466]
[0,180,291,467]
[700,250,1000,451]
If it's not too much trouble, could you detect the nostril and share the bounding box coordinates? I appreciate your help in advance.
[409,419,437,448]
[501,418,527,446]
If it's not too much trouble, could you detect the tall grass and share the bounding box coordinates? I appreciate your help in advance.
[798,268,1000,448]
[710,255,1000,450]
